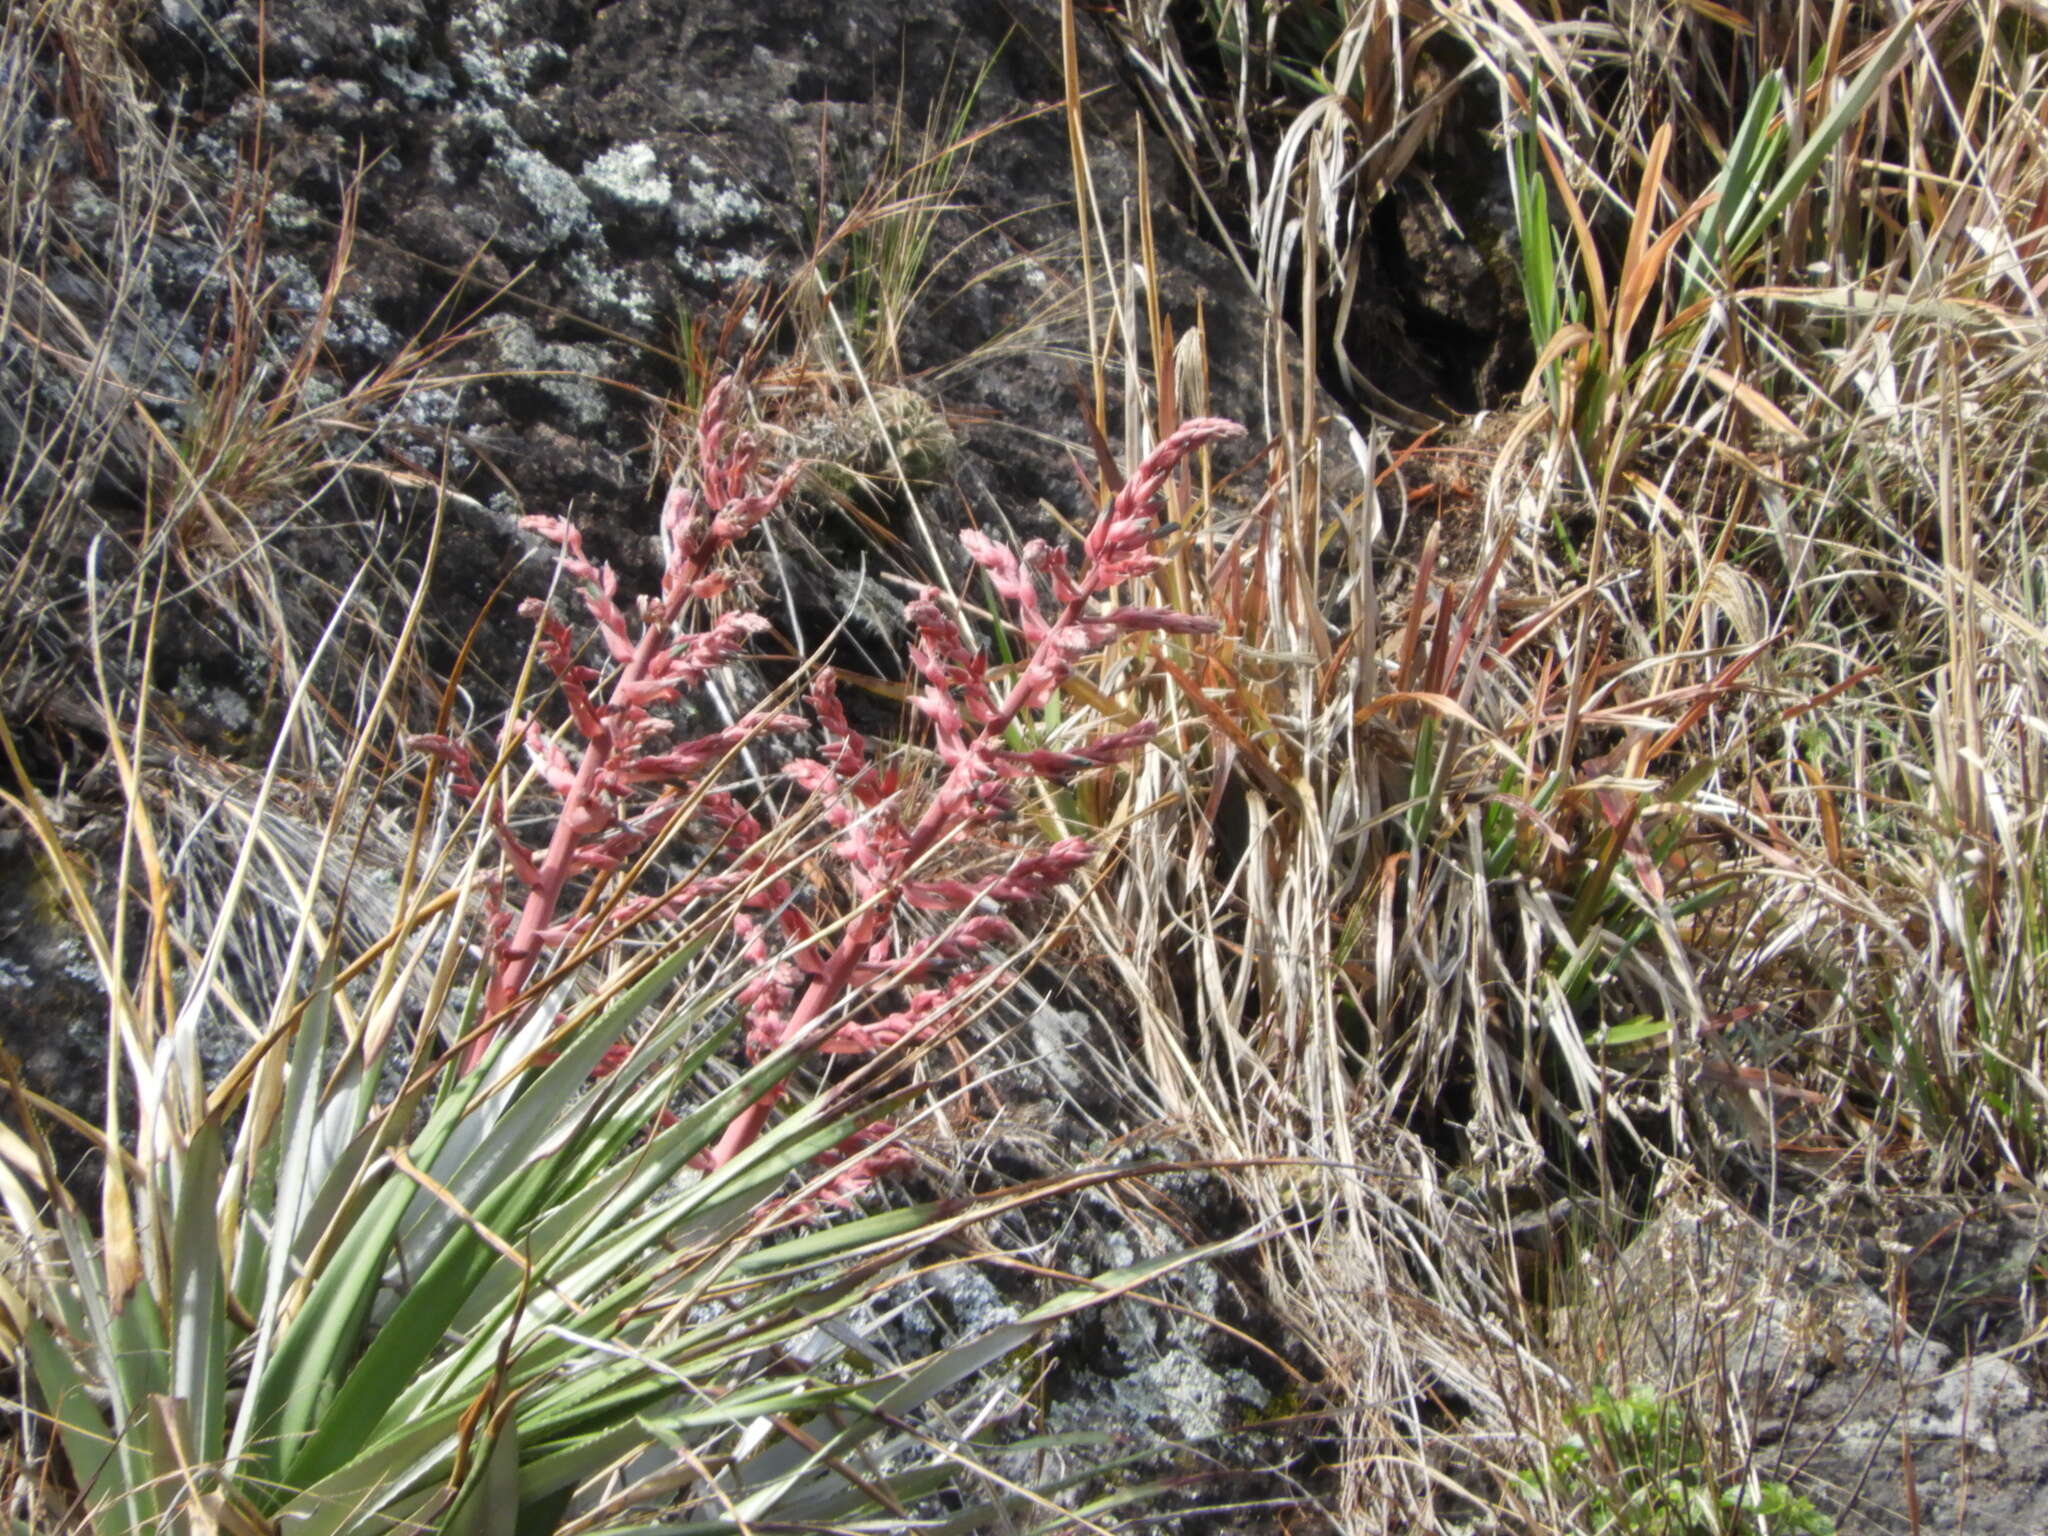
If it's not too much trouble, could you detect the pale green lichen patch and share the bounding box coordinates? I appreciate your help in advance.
[675,247,769,290]
[583,143,672,209]
[671,156,768,241]
[498,137,593,251]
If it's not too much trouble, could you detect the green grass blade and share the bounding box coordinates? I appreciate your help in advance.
[443,1410,522,1536]
[227,953,337,1463]
[398,943,704,1276]
[268,1402,473,1536]
[1724,22,1913,273]
[280,1158,560,1490]
[1689,72,1785,295]
[242,1172,418,1503]
[1512,127,1561,357]
[371,1055,855,1435]
[93,1279,168,1531]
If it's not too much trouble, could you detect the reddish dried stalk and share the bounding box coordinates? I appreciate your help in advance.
[706,416,1244,1180]
[418,381,798,1072]
[419,380,1241,1210]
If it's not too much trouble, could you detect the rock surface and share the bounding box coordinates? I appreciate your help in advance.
[118,0,1319,615]
[1603,1179,2048,1534]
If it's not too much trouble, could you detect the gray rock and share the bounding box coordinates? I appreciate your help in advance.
[1596,1180,2048,1534]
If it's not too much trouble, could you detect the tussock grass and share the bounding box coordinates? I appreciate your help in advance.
[1090,0,2048,1526]
[0,0,497,778]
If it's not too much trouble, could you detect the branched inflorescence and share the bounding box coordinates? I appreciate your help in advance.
[415,380,802,1072]
[710,416,1245,1199]
[419,379,1241,1208]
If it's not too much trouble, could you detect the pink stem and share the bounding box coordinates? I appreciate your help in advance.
[462,548,712,1073]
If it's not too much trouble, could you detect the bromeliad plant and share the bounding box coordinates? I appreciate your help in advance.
[0,380,1247,1534]
[0,924,1201,1536]
[424,379,1242,1194]
[416,380,807,1074]
[707,411,1245,1174]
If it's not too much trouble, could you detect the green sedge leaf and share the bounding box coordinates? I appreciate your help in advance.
[23,1320,142,1536]
[1597,1016,1672,1050]
[170,1120,228,1470]
[443,1410,522,1536]
[1726,23,1913,273]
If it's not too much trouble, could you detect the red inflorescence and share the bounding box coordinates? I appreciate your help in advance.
[417,381,1241,1212]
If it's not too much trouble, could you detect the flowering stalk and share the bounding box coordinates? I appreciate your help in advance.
[417,381,800,1072]
[417,381,1240,1212]
[707,416,1245,1190]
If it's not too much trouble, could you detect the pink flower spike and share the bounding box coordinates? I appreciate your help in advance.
[792,1128,919,1217]
[1104,606,1221,635]
[455,380,1242,1212]
[518,514,581,552]
[986,838,1095,902]
[958,528,1037,607]
[712,464,802,542]
[669,611,774,688]
[993,721,1159,779]
[922,913,1015,958]
[521,721,581,797]
[901,878,983,912]
[1074,720,1161,760]
[488,808,543,888]
[809,673,867,779]
[411,734,480,796]
[621,724,752,783]
[1080,418,1244,591]
[816,975,975,1057]
[1105,418,1245,526]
